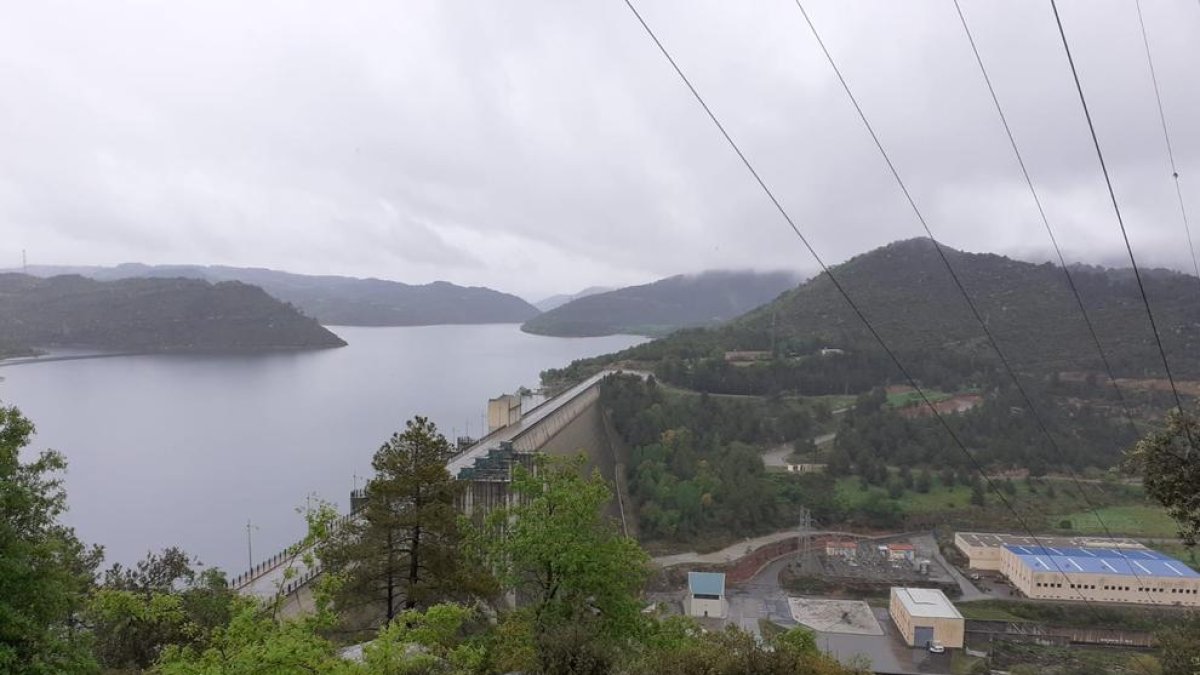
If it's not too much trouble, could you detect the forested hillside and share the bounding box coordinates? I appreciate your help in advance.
[546,239,1200,396]
[521,270,798,337]
[22,264,541,327]
[0,273,346,355]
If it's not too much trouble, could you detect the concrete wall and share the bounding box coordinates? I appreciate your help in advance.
[487,395,522,433]
[685,595,727,618]
[519,393,632,532]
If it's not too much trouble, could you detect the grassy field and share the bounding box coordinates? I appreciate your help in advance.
[833,473,1174,538]
[1053,504,1181,539]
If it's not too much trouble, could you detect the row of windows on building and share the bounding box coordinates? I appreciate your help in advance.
[1035,581,1197,594]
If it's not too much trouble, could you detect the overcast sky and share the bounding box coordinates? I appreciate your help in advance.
[2,1,1198,300]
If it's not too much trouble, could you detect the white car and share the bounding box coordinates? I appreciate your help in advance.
[927,641,946,654]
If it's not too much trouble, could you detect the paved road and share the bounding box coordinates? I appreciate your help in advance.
[653,530,807,567]
[653,529,867,568]
[763,432,836,468]
[913,533,985,601]
[762,443,795,469]
[239,553,315,599]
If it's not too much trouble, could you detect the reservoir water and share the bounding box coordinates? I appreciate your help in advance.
[0,324,646,574]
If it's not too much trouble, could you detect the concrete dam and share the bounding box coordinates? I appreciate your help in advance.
[231,368,639,603]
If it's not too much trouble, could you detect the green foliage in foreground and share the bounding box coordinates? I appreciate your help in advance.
[481,455,650,648]
[157,601,487,675]
[0,403,102,675]
[86,548,236,671]
[155,599,853,675]
[1127,406,1200,544]
[157,452,856,675]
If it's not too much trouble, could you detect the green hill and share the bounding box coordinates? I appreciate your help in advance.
[21,264,541,327]
[545,239,1200,393]
[734,238,1200,375]
[0,274,346,356]
[521,270,799,337]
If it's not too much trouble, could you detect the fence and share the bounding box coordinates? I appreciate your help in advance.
[228,510,357,592]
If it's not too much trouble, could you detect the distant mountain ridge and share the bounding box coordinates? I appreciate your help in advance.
[0,273,345,357]
[521,270,800,337]
[534,286,613,312]
[20,264,540,327]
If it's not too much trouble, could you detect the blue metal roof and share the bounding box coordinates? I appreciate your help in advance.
[688,571,726,596]
[1005,545,1200,579]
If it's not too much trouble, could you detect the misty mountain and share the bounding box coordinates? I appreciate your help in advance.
[534,286,613,312]
[0,274,345,357]
[20,264,540,327]
[521,270,800,337]
[583,238,1200,380]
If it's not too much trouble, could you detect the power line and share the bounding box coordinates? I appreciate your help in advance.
[950,0,1158,605]
[950,0,1138,440]
[789,0,1162,612]
[1049,0,1197,455]
[1135,0,1200,285]
[619,0,1100,609]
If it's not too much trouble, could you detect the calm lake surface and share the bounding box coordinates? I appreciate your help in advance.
[0,325,646,574]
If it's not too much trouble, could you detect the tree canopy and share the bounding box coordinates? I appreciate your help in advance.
[0,403,101,675]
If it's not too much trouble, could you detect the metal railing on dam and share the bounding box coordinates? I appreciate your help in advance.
[229,368,641,599]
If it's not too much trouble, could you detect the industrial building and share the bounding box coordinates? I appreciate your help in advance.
[888,587,964,649]
[685,571,727,619]
[1000,545,1200,606]
[954,531,1145,571]
[887,543,916,563]
[825,539,858,559]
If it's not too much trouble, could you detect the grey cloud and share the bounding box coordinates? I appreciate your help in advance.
[0,0,1198,299]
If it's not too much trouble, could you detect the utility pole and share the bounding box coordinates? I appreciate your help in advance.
[798,506,816,563]
[245,519,256,571]
[22,249,27,273]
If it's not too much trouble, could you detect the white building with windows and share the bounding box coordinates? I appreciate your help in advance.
[1000,544,1200,605]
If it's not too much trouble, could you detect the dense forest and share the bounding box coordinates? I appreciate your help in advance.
[0,273,345,355]
[827,385,1138,478]
[21,264,541,327]
[599,372,1144,539]
[600,374,841,541]
[522,270,798,337]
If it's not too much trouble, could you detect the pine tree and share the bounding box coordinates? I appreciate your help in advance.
[320,416,490,627]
